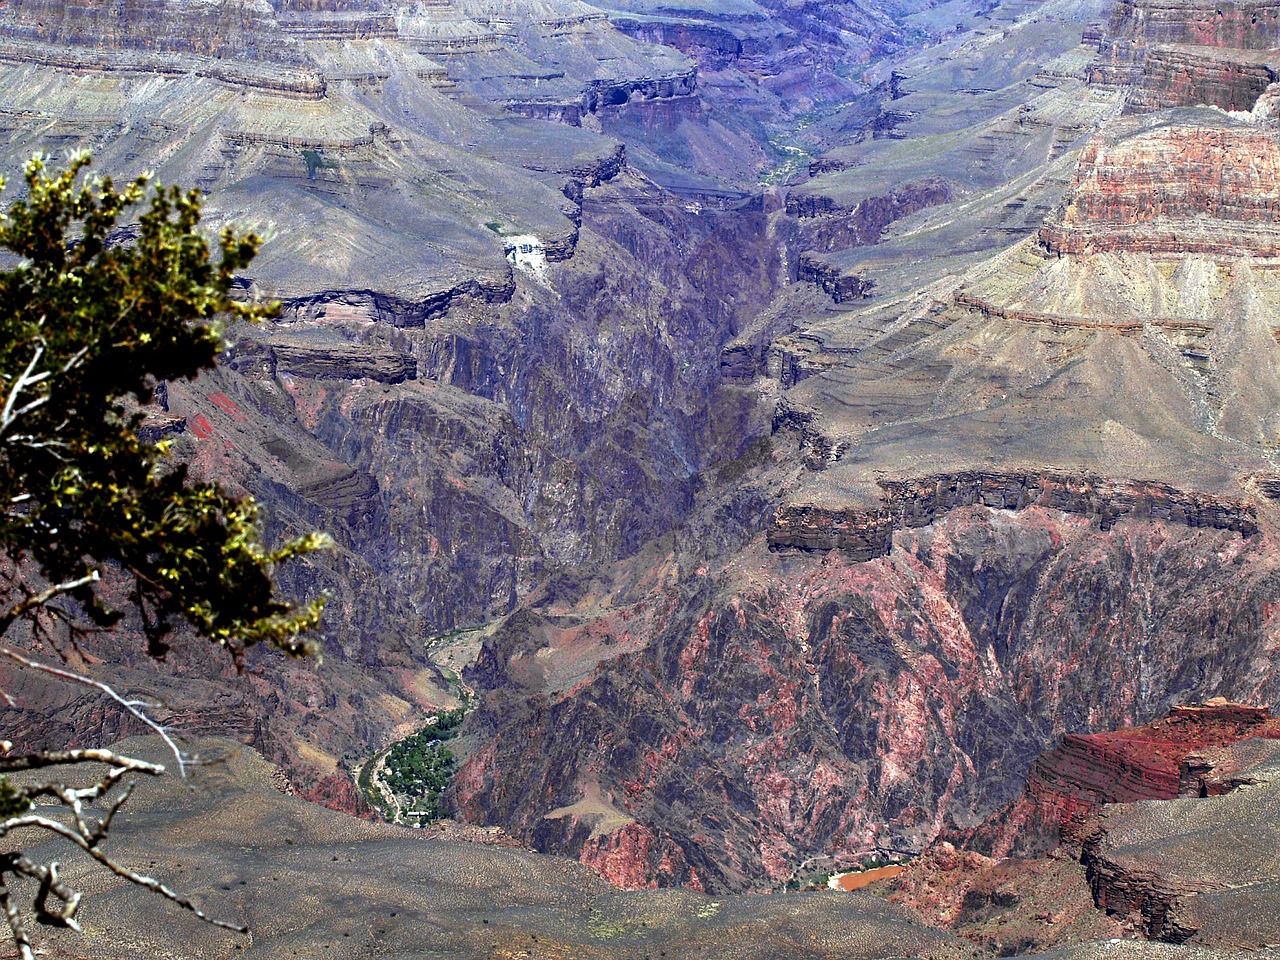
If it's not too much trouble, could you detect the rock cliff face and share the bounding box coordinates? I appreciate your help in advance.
[88,170,788,799]
[595,0,939,114]
[1079,736,1280,945]
[889,706,1280,953]
[1041,123,1280,257]
[0,0,702,304]
[0,0,819,816]
[1106,0,1280,47]
[423,0,700,129]
[453,503,1280,891]
[768,471,1258,561]
[973,700,1280,859]
[410,0,1280,900]
[15,0,1280,938]
[1090,0,1280,111]
[440,0,1280,898]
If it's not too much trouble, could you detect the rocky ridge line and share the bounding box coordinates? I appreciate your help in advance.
[768,471,1258,560]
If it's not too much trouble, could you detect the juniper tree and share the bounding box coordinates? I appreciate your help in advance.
[0,153,327,959]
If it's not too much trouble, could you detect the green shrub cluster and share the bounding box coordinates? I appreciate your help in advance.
[380,708,465,821]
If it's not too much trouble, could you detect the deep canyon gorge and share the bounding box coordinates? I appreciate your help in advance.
[6,0,1280,956]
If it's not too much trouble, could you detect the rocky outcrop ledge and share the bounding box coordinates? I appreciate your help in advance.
[769,471,1258,560]
[1040,125,1280,258]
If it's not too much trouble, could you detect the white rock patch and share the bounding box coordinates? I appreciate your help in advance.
[504,234,550,285]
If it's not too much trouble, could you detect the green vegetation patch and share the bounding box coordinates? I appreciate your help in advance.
[378,708,466,823]
[301,149,340,181]
[587,915,645,940]
[758,136,816,187]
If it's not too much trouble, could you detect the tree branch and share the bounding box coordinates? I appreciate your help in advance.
[0,874,34,960]
[0,571,100,637]
[0,813,247,934]
[0,339,50,442]
[0,749,163,776]
[21,858,81,931]
[0,645,189,776]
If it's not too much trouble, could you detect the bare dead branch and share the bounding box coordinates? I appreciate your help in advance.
[0,570,99,636]
[0,646,188,776]
[0,749,163,776]
[22,858,82,931]
[0,340,50,442]
[0,813,247,934]
[0,873,34,960]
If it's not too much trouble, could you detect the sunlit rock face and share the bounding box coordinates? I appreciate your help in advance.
[1041,123,1280,257]
[451,503,1280,891]
[1091,0,1280,111]
[885,707,1280,954]
[445,0,1280,895]
[13,0,1280,933]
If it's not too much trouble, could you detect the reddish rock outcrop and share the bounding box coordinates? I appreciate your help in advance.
[455,498,1280,892]
[977,699,1280,859]
[1040,125,1280,257]
[1106,0,1280,48]
[294,770,374,819]
[1090,0,1280,111]
[889,843,1123,954]
[578,822,704,891]
[1073,734,1280,945]
[890,704,1280,951]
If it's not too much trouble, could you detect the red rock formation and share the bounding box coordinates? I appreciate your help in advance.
[978,698,1280,858]
[294,770,374,819]
[578,822,705,891]
[1090,0,1280,111]
[891,704,1280,950]
[1040,125,1280,258]
[1107,0,1280,48]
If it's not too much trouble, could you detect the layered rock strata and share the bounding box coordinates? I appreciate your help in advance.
[977,699,1280,859]
[1040,123,1280,257]
[450,0,1280,896]
[1090,0,1280,111]
[1080,737,1280,944]
[769,472,1258,561]
[454,499,1280,891]
[890,708,1280,952]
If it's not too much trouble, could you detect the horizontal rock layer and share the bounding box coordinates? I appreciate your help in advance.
[1089,0,1280,110]
[1041,125,1280,257]
[768,471,1257,560]
[1105,0,1280,49]
[1079,738,1280,943]
[968,699,1280,859]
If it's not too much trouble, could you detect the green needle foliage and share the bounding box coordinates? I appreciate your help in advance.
[0,151,328,659]
[0,153,331,960]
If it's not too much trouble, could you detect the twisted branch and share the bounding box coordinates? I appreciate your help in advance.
[0,748,247,958]
[0,640,189,777]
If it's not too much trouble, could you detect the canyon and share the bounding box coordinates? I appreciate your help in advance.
[5,0,1280,957]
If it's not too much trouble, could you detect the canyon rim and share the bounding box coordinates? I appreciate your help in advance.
[6,0,1280,957]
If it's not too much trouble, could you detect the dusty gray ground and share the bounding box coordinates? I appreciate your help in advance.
[24,737,974,960]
